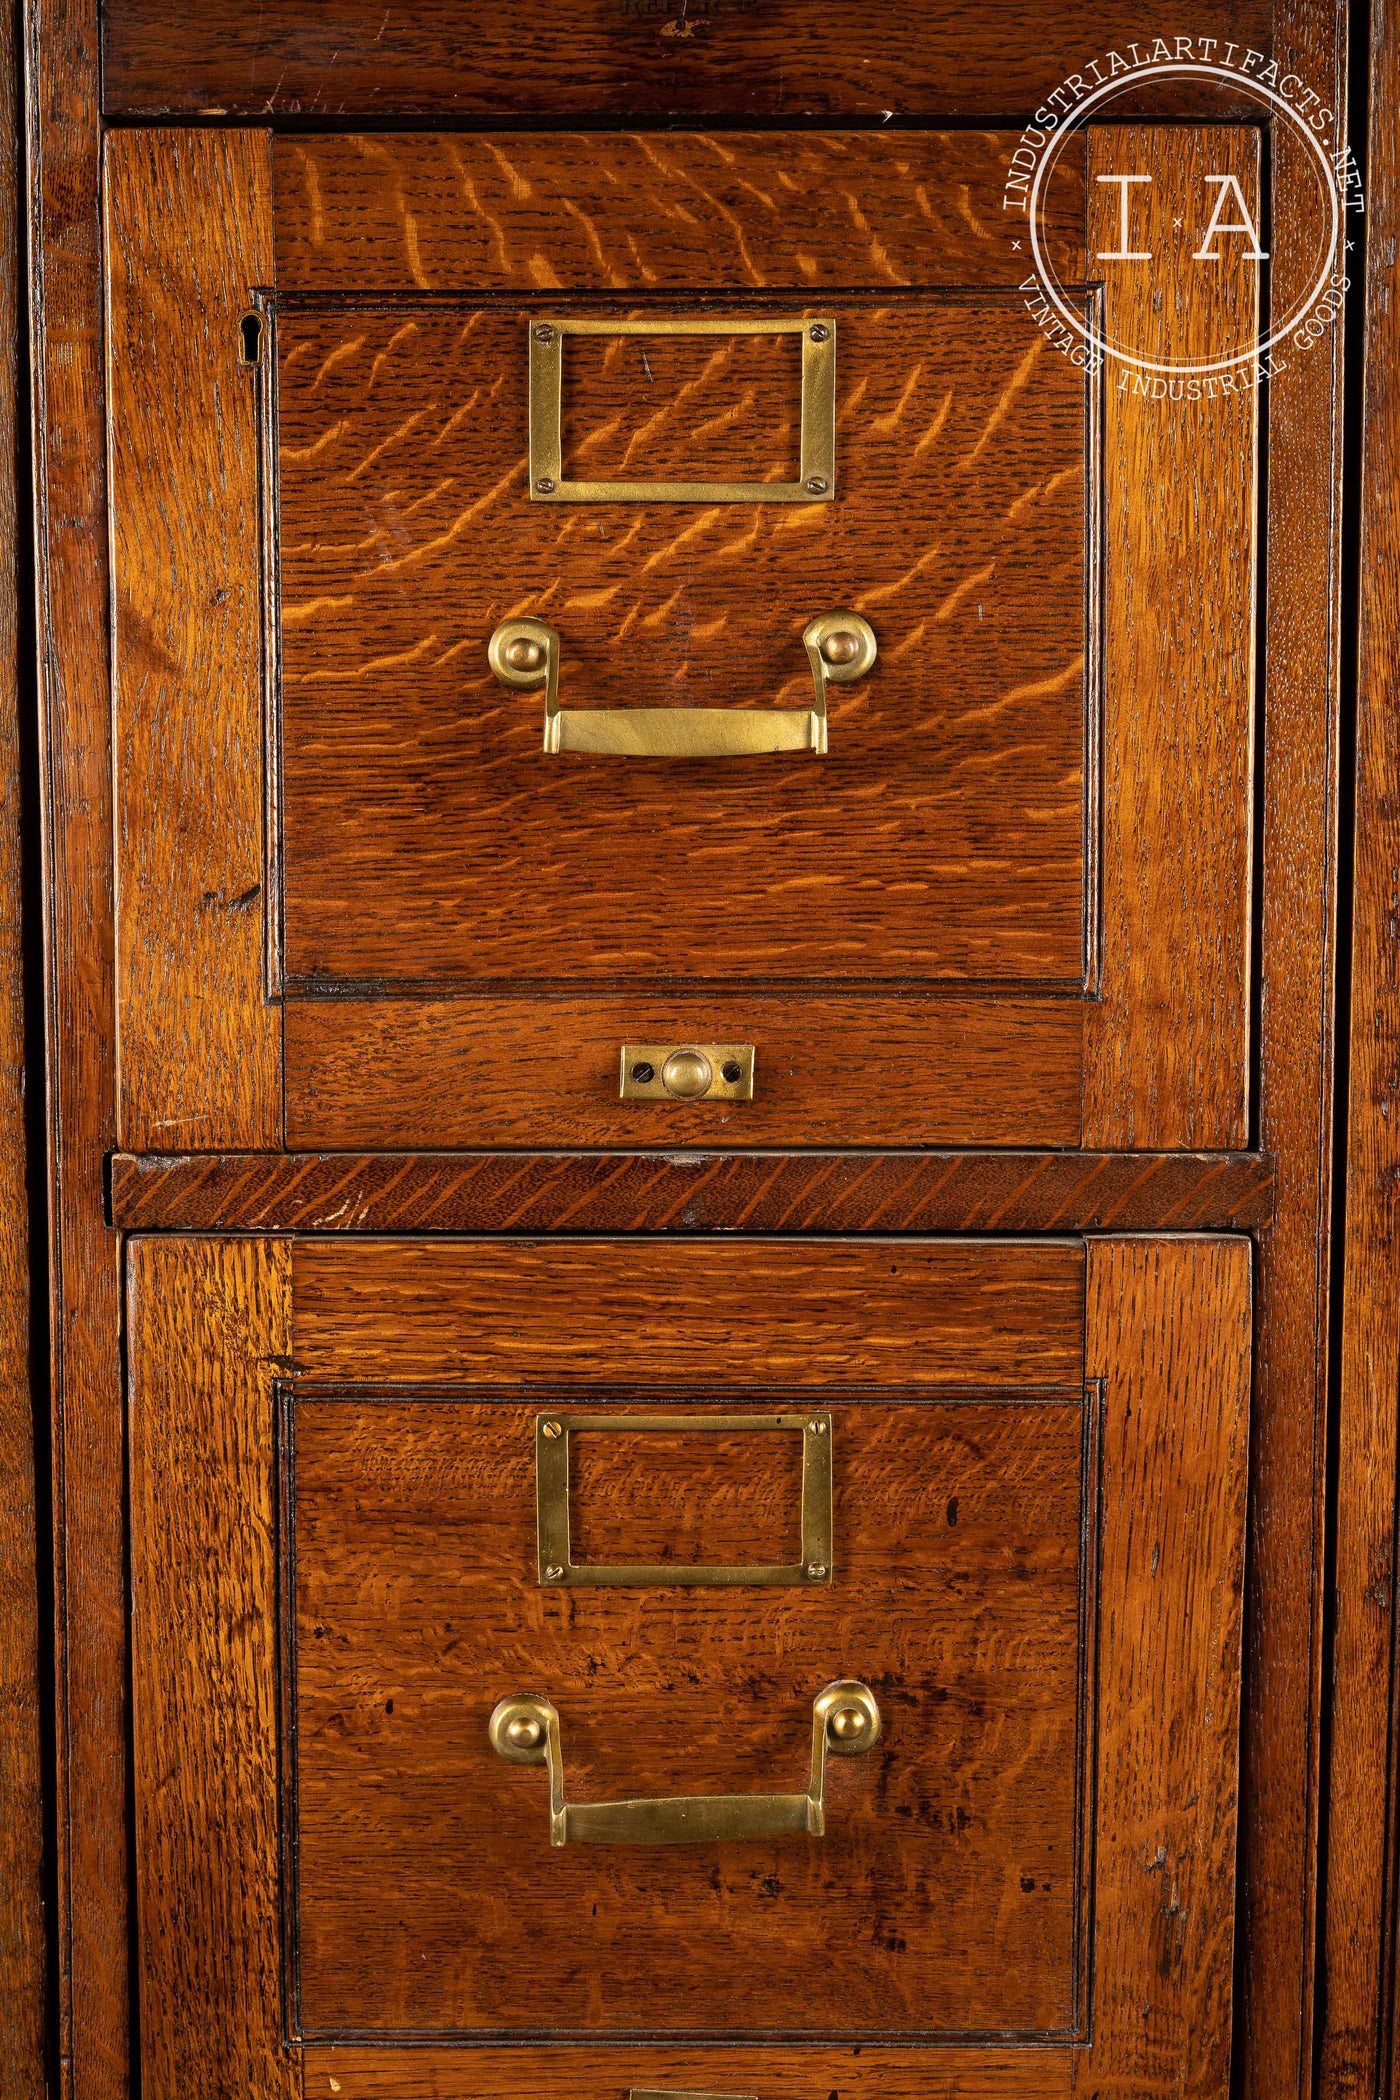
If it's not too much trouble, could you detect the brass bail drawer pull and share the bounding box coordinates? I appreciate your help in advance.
[487,1679,881,1846]
[486,611,876,757]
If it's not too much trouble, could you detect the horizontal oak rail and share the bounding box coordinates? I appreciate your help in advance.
[109,1148,1275,1235]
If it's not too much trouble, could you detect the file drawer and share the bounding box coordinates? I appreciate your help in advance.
[127,1232,1249,2099]
[106,124,1259,1150]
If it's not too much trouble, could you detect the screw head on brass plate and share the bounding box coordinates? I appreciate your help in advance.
[828,1704,867,1742]
[661,1048,713,1098]
[541,1419,563,1439]
[504,635,544,672]
[505,1714,543,1749]
[620,1043,755,1103]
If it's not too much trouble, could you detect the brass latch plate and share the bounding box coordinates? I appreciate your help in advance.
[620,1042,755,1101]
[535,1410,833,1588]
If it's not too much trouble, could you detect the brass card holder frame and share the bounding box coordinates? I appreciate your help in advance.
[535,1410,833,1587]
[527,314,836,505]
[488,1678,881,1846]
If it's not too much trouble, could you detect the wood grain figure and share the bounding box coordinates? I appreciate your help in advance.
[290,1391,1090,2036]
[0,0,45,2087]
[1243,9,1349,2087]
[271,132,1087,293]
[283,992,1084,1151]
[289,1236,1087,1387]
[28,0,129,2092]
[277,292,1090,990]
[126,1237,297,2100]
[1317,2,1400,2088]
[106,128,281,1149]
[1082,128,1258,1150]
[101,1,1273,120]
[107,1146,1276,1235]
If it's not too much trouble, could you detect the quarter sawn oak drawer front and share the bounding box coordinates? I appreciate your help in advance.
[106,125,1258,1152]
[126,1234,1250,2100]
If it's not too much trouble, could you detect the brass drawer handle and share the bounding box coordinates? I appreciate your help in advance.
[488,1679,881,1846]
[486,611,876,757]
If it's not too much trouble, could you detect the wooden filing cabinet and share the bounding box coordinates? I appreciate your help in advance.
[28,5,1347,2098]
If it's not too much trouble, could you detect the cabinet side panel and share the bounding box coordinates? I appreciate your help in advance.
[1318,0,1400,2082]
[0,0,44,2083]
[1081,1236,1251,2096]
[1241,9,1346,2086]
[29,0,129,2087]
[106,128,280,1149]
[126,1237,295,2100]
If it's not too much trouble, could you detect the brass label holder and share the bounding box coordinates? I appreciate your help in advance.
[527,313,836,505]
[535,1410,833,1588]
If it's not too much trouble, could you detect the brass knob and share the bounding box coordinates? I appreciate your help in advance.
[660,1048,713,1099]
[828,1705,868,1743]
[506,1714,543,1750]
[820,628,860,665]
[504,636,544,672]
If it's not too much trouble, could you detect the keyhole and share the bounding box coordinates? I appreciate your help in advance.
[238,311,264,366]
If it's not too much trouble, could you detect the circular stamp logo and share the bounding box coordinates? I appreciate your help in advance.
[1003,39,1363,391]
